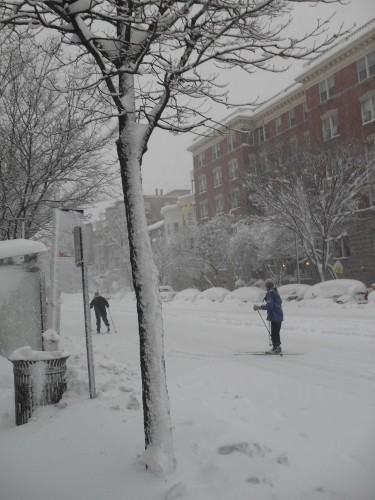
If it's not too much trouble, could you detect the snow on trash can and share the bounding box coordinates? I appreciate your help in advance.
[8,346,70,426]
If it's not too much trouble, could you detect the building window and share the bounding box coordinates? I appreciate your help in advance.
[365,138,375,205]
[197,152,206,167]
[304,130,311,147]
[200,200,208,220]
[322,112,339,141]
[333,235,350,258]
[227,132,236,152]
[361,94,375,124]
[174,222,179,233]
[259,151,270,172]
[228,159,239,180]
[275,116,282,135]
[259,124,269,143]
[290,136,298,155]
[212,142,220,160]
[357,49,375,82]
[247,131,255,146]
[198,174,207,193]
[303,102,308,122]
[248,154,257,170]
[213,167,222,187]
[319,75,335,102]
[230,188,241,209]
[215,194,224,214]
[289,108,296,128]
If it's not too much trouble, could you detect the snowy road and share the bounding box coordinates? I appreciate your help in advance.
[0,293,374,500]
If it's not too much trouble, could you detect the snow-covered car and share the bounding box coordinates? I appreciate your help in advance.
[278,284,311,302]
[173,288,201,302]
[196,287,230,303]
[224,286,265,303]
[303,279,368,304]
[158,285,177,302]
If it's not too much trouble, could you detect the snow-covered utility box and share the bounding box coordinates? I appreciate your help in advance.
[8,347,70,426]
[0,239,47,358]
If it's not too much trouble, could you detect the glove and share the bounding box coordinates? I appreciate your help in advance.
[253,304,260,311]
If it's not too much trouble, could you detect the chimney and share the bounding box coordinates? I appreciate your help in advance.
[160,189,163,196]
[155,188,158,196]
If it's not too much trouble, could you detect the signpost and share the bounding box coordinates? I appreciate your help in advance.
[74,224,96,399]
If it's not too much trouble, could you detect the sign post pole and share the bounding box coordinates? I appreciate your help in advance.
[74,225,96,399]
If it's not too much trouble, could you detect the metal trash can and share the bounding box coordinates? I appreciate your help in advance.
[10,355,70,426]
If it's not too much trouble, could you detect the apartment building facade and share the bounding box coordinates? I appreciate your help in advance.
[188,19,375,285]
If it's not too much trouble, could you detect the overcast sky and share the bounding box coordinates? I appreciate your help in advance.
[139,0,374,196]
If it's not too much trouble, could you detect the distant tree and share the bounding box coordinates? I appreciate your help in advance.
[0,0,347,472]
[245,143,375,281]
[0,34,117,240]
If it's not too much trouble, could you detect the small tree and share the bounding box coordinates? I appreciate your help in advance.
[0,0,347,472]
[246,142,375,281]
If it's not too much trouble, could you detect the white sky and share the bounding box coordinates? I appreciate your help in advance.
[140,0,375,195]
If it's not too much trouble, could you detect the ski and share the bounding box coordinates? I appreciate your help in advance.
[234,351,304,356]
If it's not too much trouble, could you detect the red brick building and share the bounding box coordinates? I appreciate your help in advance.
[188,19,375,285]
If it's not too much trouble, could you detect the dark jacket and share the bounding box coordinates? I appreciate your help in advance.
[260,288,283,322]
[90,296,109,315]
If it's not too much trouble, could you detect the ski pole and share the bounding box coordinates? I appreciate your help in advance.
[257,310,272,346]
[108,309,117,333]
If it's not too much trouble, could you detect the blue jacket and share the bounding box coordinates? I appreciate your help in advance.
[260,288,283,322]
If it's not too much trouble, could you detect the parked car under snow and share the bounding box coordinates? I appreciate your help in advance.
[303,279,368,304]
[278,284,311,302]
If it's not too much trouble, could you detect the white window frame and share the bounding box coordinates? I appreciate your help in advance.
[247,131,254,146]
[212,142,220,160]
[259,125,268,143]
[333,235,351,259]
[213,167,222,187]
[289,108,296,128]
[319,75,335,102]
[259,151,270,172]
[228,159,239,180]
[200,200,208,220]
[365,138,375,205]
[361,95,375,124]
[248,154,257,170]
[303,102,308,122]
[215,194,224,214]
[198,174,207,193]
[197,152,206,167]
[227,132,236,152]
[275,116,282,135]
[357,49,375,82]
[322,112,339,141]
[230,188,241,209]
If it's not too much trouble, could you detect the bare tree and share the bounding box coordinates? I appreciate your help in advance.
[245,142,375,281]
[0,0,347,472]
[0,34,118,240]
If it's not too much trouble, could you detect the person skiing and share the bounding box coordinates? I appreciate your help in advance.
[253,278,283,354]
[90,291,110,333]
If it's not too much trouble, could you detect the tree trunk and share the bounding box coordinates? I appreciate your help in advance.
[116,121,175,474]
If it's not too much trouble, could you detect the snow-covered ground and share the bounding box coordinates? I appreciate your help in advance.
[0,293,374,500]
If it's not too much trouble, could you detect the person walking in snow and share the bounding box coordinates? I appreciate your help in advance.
[90,291,110,333]
[253,278,283,354]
